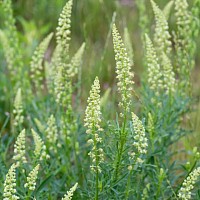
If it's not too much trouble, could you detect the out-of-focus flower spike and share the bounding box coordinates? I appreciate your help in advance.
[163,1,174,20]
[123,27,134,66]
[45,114,59,153]
[151,0,172,56]
[13,88,24,127]
[161,53,176,94]
[145,34,163,95]
[30,33,53,91]
[67,42,85,78]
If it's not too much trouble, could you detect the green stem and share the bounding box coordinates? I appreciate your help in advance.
[125,156,138,200]
[113,114,127,182]
[95,163,99,200]
[25,190,31,200]
[92,124,99,200]
[125,169,133,200]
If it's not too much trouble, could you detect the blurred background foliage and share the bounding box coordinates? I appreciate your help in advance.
[0,0,199,151]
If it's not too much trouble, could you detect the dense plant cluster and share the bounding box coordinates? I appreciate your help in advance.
[0,0,200,199]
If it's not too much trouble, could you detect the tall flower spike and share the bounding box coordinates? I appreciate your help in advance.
[62,183,78,200]
[161,53,176,94]
[151,0,171,56]
[13,88,24,127]
[45,115,59,153]
[112,24,134,117]
[129,113,148,163]
[30,33,53,90]
[32,129,49,160]
[24,164,40,191]
[84,77,104,172]
[56,0,73,60]
[145,34,163,95]
[13,129,27,166]
[178,167,200,200]
[3,163,19,200]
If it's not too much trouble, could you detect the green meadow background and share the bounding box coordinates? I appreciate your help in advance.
[0,0,199,157]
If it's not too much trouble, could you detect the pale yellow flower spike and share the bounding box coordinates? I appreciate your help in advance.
[24,164,40,191]
[84,77,104,173]
[3,163,19,200]
[112,24,134,117]
[62,183,78,200]
[13,129,27,166]
[32,129,49,160]
[56,0,73,58]
[178,167,200,200]
[129,113,148,163]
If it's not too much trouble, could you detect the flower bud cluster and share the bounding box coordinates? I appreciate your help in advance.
[13,129,27,166]
[3,163,19,200]
[129,113,148,162]
[30,33,53,90]
[84,77,104,172]
[151,0,171,56]
[32,129,49,160]
[24,164,40,191]
[145,34,163,95]
[13,88,24,127]
[112,24,134,117]
[178,167,200,200]
[62,183,78,200]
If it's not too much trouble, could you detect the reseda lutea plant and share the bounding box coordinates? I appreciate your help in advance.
[0,0,200,199]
